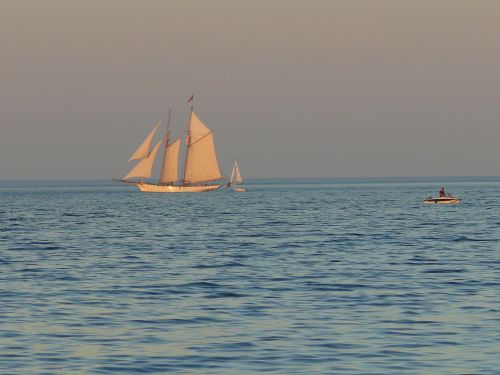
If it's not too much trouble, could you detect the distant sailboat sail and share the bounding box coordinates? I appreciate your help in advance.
[229,161,246,192]
[230,161,243,184]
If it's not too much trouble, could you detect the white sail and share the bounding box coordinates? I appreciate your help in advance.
[184,111,222,183]
[124,140,162,180]
[233,161,243,183]
[160,138,180,184]
[230,164,236,183]
[128,122,160,161]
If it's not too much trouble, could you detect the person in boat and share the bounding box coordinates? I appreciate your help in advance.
[448,193,453,198]
[439,187,445,197]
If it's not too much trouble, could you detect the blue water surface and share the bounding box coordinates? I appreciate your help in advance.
[1,177,499,374]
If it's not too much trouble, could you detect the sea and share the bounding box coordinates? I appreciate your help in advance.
[1,177,499,374]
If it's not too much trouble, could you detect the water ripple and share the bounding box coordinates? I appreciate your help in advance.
[1,178,499,374]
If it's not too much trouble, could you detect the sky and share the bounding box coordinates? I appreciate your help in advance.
[1,0,499,179]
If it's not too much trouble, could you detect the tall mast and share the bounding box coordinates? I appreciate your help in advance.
[159,109,171,185]
[182,97,194,185]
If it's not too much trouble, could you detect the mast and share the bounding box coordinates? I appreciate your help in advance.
[159,109,172,185]
[182,97,194,185]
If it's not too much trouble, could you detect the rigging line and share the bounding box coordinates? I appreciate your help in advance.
[187,130,213,147]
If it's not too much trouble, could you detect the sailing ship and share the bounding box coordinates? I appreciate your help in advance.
[120,107,224,193]
[227,161,246,192]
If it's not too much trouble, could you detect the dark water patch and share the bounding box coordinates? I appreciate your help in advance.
[453,236,499,242]
[258,335,287,342]
[18,267,45,273]
[423,268,466,274]
[7,217,26,222]
[304,282,370,291]
[205,291,248,298]
[432,340,462,346]
[406,259,439,265]
[178,281,225,289]
[381,330,425,337]
[315,342,362,350]
[95,365,172,374]
[0,331,23,338]
[262,220,290,226]
[62,212,83,217]
[193,261,246,269]
[378,349,423,357]
[0,353,31,361]
[268,277,290,282]
[386,342,431,348]
[380,319,438,325]
[0,257,13,265]
[51,275,80,282]
[37,245,62,250]
[158,317,223,324]
[42,332,78,339]
[122,255,141,260]
[273,242,315,249]
[207,341,257,350]
[129,318,169,325]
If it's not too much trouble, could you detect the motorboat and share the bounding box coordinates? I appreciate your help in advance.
[424,196,461,204]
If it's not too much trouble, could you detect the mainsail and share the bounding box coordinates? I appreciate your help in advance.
[183,111,222,183]
[160,138,180,184]
[124,140,162,180]
[128,122,160,161]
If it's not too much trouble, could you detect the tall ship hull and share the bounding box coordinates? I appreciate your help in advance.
[136,183,223,193]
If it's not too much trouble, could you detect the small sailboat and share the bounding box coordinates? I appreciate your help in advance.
[120,105,224,193]
[227,161,246,192]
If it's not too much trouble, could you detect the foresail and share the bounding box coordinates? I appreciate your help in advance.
[128,122,160,161]
[160,138,180,184]
[124,140,162,180]
[123,159,152,180]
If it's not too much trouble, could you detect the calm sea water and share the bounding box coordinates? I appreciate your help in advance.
[1,177,499,374]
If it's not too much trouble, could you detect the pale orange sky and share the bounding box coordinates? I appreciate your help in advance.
[1,0,499,179]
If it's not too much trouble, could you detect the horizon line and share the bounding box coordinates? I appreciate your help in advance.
[0,174,499,182]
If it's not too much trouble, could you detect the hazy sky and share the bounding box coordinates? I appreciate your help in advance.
[1,0,499,179]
